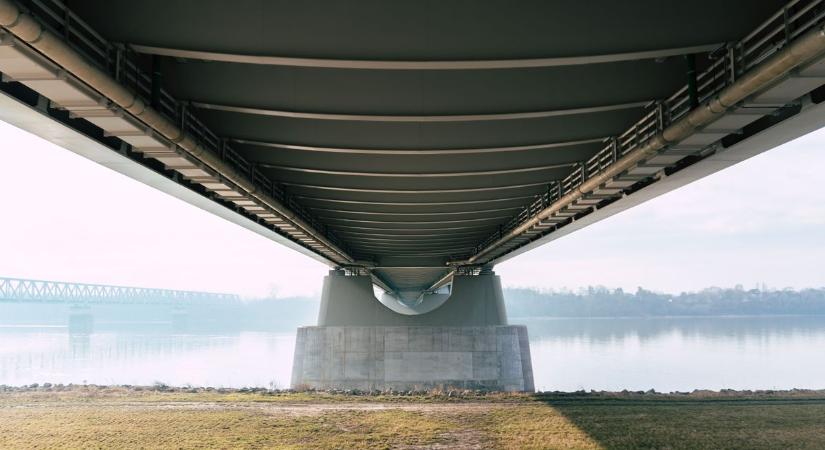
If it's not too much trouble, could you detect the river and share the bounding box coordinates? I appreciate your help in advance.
[2,314,825,391]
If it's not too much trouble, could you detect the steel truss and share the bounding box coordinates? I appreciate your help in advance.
[0,277,239,305]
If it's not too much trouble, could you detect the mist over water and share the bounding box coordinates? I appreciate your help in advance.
[2,305,824,392]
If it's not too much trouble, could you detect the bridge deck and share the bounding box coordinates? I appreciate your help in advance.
[1,0,824,295]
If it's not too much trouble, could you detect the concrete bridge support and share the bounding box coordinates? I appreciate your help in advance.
[68,305,94,334]
[291,271,534,392]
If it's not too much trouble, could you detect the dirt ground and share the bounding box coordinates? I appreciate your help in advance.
[1,386,824,449]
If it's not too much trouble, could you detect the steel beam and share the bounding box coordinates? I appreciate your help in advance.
[131,43,720,70]
[294,195,536,206]
[259,162,577,177]
[307,207,522,216]
[191,100,648,122]
[231,137,606,155]
[281,181,555,194]
[320,216,511,225]
[328,224,497,232]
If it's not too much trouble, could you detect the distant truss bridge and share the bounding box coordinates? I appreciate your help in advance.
[0,277,240,305]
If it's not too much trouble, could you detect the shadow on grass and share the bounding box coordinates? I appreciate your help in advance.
[532,391,825,449]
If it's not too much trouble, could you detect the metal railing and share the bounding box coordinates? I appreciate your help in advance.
[0,277,240,305]
[473,0,825,257]
[15,0,346,255]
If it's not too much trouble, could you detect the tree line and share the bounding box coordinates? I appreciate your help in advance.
[503,285,825,317]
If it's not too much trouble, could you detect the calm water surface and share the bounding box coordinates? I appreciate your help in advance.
[2,316,825,392]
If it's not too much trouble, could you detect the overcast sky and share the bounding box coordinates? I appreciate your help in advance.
[1,119,824,298]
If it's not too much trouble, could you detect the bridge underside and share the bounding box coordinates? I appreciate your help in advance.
[1,0,825,300]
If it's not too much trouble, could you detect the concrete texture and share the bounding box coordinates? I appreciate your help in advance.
[317,272,507,327]
[294,271,533,391]
[291,325,534,392]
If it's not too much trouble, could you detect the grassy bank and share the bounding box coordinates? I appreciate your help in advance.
[1,386,824,449]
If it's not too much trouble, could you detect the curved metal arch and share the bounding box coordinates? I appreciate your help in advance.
[342,235,486,244]
[281,180,555,194]
[295,194,537,206]
[348,243,483,251]
[320,216,511,225]
[362,250,474,257]
[131,43,719,70]
[191,100,648,122]
[260,162,577,177]
[231,137,606,155]
[350,240,478,248]
[335,230,491,239]
[328,223,498,232]
[350,247,474,256]
[344,242,480,251]
[339,236,488,243]
[308,206,523,216]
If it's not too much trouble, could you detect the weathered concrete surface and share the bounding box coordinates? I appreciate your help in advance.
[294,271,533,391]
[291,325,534,392]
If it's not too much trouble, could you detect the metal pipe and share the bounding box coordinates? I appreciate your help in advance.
[426,269,456,292]
[461,23,825,265]
[0,0,353,265]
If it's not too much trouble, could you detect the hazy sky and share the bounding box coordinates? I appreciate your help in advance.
[1,120,824,297]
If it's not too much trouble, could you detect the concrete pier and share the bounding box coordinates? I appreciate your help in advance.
[291,271,534,392]
[291,325,533,391]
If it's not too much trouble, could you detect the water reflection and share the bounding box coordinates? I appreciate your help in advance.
[1,315,824,392]
[0,326,295,389]
[517,316,825,392]
[520,315,825,342]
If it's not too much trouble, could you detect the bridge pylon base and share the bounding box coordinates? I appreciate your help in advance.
[290,271,534,392]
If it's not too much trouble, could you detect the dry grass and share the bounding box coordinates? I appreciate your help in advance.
[0,387,824,449]
[0,405,453,449]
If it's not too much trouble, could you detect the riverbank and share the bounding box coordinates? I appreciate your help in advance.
[1,386,824,449]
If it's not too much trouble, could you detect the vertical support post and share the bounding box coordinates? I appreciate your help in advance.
[655,100,666,131]
[685,53,699,109]
[114,47,122,82]
[62,5,70,41]
[179,103,187,134]
[150,55,161,110]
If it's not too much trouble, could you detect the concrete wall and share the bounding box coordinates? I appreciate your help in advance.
[317,272,507,327]
[291,325,534,392]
